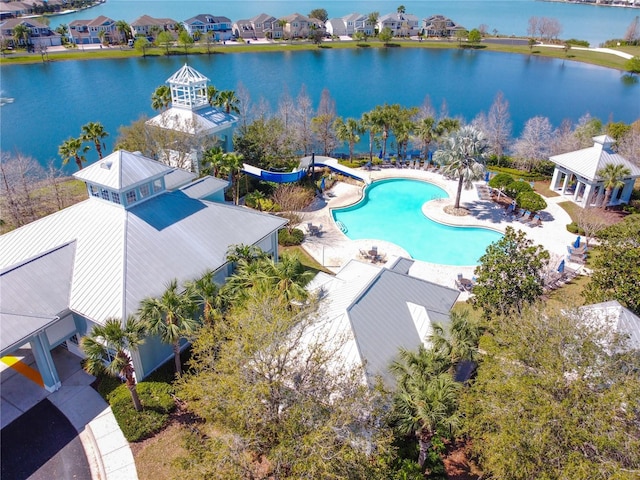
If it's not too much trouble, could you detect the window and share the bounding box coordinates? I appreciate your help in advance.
[126,190,137,204]
[139,183,150,198]
[153,178,163,193]
[90,184,100,197]
[111,191,121,204]
[101,188,110,201]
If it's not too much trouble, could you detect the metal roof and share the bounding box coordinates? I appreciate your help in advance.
[550,137,640,181]
[0,242,76,355]
[307,259,460,387]
[580,300,640,351]
[179,176,228,199]
[73,150,173,191]
[0,183,286,331]
[146,107,238,135]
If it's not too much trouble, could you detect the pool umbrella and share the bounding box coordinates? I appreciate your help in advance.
[484,171,490,182]
[320,177,326,191]
[574,236,581,248]
[557,260,565,273]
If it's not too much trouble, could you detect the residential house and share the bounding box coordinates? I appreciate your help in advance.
[0,2,33,19]
[422,14,466,38]
[325,13,375,37]
[130,15,178,40]
[146,64,238,170]
[233,13,282,40]
[280,12,325,39]
[304,258,460,387]
[0,18,62,47]
[183,14,233,41]
[549,135,640,208]
[0,149,287,393]
[68,16,122,45]
[377,12,420,37]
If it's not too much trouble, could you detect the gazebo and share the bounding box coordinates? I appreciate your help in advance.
[549,135,640,208]
[146,64,238,171]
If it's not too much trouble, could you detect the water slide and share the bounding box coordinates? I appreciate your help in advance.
[241,156,371,184]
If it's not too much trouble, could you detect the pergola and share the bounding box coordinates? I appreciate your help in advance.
[549,135,640,208]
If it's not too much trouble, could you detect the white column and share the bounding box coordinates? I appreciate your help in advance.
[551,169,561,191]
[582,184,595,207]
[561,173,570,195]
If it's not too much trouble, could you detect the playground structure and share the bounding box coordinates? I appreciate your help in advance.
[241,155,371,185]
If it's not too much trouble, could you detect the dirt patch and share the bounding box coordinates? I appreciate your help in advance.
[444,205,470,216]
[443,439,482,480]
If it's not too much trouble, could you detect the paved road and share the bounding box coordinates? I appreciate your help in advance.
[1,399,91,480]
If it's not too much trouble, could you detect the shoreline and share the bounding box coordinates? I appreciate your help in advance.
[0,37,636,72]
[539,0,640,7]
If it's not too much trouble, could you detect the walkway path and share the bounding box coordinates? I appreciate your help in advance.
[538,43,634,59]
[300,167,581,299]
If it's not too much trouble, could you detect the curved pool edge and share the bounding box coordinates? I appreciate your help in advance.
[420,198,507,235]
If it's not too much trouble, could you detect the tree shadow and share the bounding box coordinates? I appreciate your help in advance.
[356,43,371,48]
[622,74,638,85]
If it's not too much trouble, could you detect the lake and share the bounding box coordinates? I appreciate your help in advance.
[1,48,638,170]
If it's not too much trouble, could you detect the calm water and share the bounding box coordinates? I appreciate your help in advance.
[1,48,638,170]
[332,178,503,265]
[51,0,637,47]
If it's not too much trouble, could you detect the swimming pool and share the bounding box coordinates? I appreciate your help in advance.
[332,178,502,266]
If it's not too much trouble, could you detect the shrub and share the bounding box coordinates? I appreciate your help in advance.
[566,38,589,47]
[278,227,304,246]
[516,191,547,212]
[488,172,514,190]
[504,180,533,199]
[107,382,176,442]
[566,222,585,235]
[531,160,556,177]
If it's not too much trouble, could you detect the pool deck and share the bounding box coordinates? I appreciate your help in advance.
[300,167,581,299]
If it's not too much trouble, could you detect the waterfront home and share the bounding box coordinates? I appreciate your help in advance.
[0,2,33,19]
[0,18,62,47]
[68,16,122,45]
[422,14,466,38]
[549,135,640,208]
[233,13,282,40]
[378,12,420,37]
[305,258,460,387]
[146,64,238,170]
[325,12,375,37]
[0,149,286,393]
[130,14,178,40]
[183,14,233,41]
[280,13,325,40]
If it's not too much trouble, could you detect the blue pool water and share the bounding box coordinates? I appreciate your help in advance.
[332,178,503,266]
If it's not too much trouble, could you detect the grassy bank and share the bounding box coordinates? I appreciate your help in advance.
[2,38,637,71]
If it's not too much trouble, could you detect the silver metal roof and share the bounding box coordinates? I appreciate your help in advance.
[0,242,76,354]
[146,106,238,135]
[580,300,640,351]
[73,150,173,191]
[308,259,460,387]
[0,186,286,332]
[550,137,640,182]
[179,176,229,199]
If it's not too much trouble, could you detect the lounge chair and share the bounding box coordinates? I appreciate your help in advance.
[528,214,542,227]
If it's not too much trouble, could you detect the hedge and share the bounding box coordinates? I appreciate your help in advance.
[487,165,549,181]
[107,382,176,442]
[278,227,304,246]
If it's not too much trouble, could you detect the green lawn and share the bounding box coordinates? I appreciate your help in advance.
[1,38,633,71]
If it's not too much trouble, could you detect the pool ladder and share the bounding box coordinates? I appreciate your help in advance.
[336,220,348,233]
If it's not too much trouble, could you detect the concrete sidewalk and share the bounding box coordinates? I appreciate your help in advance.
[1,347,138,480]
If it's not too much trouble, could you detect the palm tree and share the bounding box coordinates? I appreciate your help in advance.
[81,317,147,411]
[219,152,244,205]
[414,117,436,161]
[115,20,131,44]
[390,346,461,469]
[206,85,219,107]
[138,279,199,376]
[261,252,314,303]
[151,85,171,111]
[225,243,268,264]
[360,111,382,162]
[429,309,483,367]
[597,163,631,208]
[215,90,240,114]
[334,117,363,161]
[81,121,109,159]
[13,24,30,48]
[200,145,225,177]
[367,11,380,36]
[434,125,489,209]
[185,271,220,325]
[59,136,89,170]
